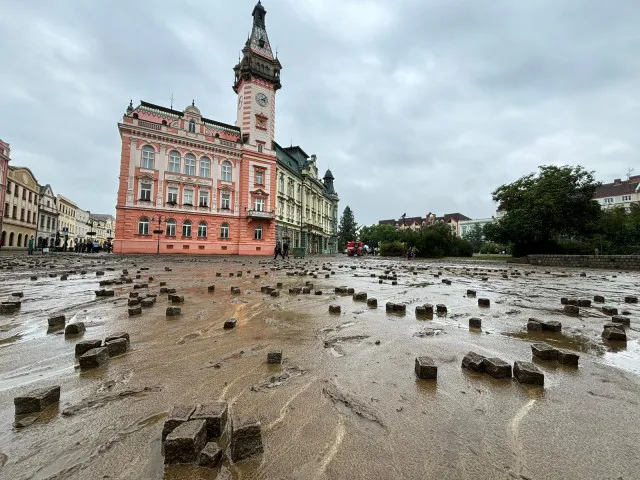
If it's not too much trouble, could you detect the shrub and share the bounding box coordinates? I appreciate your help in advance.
[380,241,405,257]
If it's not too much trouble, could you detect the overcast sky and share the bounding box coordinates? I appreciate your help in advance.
[1,0,639,224]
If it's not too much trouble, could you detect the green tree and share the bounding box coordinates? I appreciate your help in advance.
[487,165,601,256]
[359,224,400,248]
[337,206,359,250]
[463,224,485,253]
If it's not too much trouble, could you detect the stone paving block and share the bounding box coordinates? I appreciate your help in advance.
[563,305,579,316]
[462,352,486,372]
[164,419,207,464]
[47,315,66,328]
[602,327,627,341]
[556,349,579,366]
[191,403,228,440]
[611,315,631,326]
[224,318,237,329]
[166,307,182,316]
[162,404,197,440]
[329,305,341,314]
[79,347,109,370]
[267,350,282,364]
[14,386,61,415]
[230,416,264,463]
[415,356,437,380]
[106,338,128,357]
[75,339,102,356]
[128,306,142,316]
[469,317,482,329]
[197,442,223,469]
[478,298,490,307]
[531,343,558,360]
[65,322,85,335]
[513,361,544,385]
[482,357,512,379]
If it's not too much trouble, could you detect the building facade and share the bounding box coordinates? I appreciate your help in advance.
[594,176,640,212]
[379,212,470,236]
[36,184,58,248]
[0,139,10,247]
[76,208,90,245]
[91,214,115,245]
[275,144,339,253]
[114,2,322,256]
[3,166,39,248]
[57,195,77,250]
[458,217,496,238]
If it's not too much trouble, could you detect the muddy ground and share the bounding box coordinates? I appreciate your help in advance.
[0,252,638,480]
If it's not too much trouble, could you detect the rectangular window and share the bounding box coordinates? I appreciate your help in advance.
[199,190,209,207]
[142,148,155,169]
[254,198,265,212]
[183,189,194,205]
[140,182,152,201]
[182,223,192,237]
[257,143,263,153]
[21,208,25,221]
[14,186,18,197]
[220,224,229,238]
[198,223,207,238]
[40,215,45,228]
[4,203,8,218]
[200,160,210,177]
[169,152,180,173]
[29,192,32,202]
[255,170,264,185]
[166,222,176,236]
[6,182,10,194]
[221,193,230,209]
[167,187,178,204]
[138,219,149,235]
[184,157,195,175]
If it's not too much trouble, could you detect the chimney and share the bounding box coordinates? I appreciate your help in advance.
[614,178,622,184]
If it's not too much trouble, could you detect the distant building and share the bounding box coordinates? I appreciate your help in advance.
[379,212,470,236]
[0,139,10,247]
[458,217,496,238]
[76,208,90,245]
[91,214,115,244]
[3,166,39,249]
[36,184,58,248]
[57,195,77,250]
[594,176,640,212]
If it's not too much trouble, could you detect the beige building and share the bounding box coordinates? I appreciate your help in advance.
[3,166,39,249]
[57,195,77,250]
[90,213,116,247]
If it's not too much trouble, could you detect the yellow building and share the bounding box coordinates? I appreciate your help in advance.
[56,195,77,250]
[3,166,39,249]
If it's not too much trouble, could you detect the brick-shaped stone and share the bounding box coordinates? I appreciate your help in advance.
[230,416,264,463]
[191,403,228,440]
[602,327,627,341]
[513,361,544,386]
[415,356,437,380]
[469,317,482,329]
[166,307,181,316]
[478,298,490,307]
[267,350,282,364]
[224,318,237,329]
[611,315,630,326]
[164,419,207,464]
[556,349,579,366]
[197,442,223,469]
[436,304,447,314]
[593,295,605,303]
[79,347,109,369]
[482,357,512,379]
[563,305,579,316]
[531,343,558,360]
[353,292,367,301]
[75,339,102,356]
[162,404,196,440]
[106,338,128,357]
[624,296,638,304]
[462,351,486,372]
[105,331,130,345]
[65,322,85,336]
[128,306,142,316]
[14,386,61,415]
[602,306,618,316]
[329,305,341,314]
[367,298,377,308]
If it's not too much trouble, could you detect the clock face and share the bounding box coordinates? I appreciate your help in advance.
[256,93,268,107]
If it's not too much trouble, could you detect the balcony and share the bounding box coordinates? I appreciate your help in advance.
[247,209,275,220]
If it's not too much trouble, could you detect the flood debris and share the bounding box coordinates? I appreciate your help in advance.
[527,318,562,332]
[79,347,110,369]
[469,317,482,329]
[164,419,208,464]
[14,386,61,415]
[230,415,264,463]
[513,361,544,386]
[224,318,237,329]
[75,339,102,356]
[47,314,66,328]
[415,356,437,380]
[65,322,86,336]
[166,307,182,317]
[267,350,282,364]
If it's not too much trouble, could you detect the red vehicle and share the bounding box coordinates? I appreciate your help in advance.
[346,241,364,256]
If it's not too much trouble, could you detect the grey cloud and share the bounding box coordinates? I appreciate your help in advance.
[0,0,638,224]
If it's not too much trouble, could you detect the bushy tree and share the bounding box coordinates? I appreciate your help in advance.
[463,224,484,253]
[487,165,601,256]
[359,224,400,248]
[337,206,359,250]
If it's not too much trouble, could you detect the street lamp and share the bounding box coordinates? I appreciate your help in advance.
[151,216,165,255]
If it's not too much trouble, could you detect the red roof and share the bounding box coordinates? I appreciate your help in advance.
[594,176,640,198]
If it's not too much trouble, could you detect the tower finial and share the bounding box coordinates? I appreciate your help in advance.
[192,99,195,107]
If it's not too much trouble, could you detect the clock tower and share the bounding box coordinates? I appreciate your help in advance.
[233,0,282,149]
[233,1,281,255]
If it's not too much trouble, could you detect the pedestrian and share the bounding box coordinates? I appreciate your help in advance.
[282,240,288,259]
[28,236,34,255]
[274,240,282,260]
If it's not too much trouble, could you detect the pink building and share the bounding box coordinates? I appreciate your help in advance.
[0,139,10,248]
[115,1,282,255]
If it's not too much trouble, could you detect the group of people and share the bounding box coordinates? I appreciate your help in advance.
[274,240,289,260]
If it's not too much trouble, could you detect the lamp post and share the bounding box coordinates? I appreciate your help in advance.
[151,215,165,256]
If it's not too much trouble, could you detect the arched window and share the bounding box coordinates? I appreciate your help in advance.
[184,154,196,176]
[8,232,14,246]
[17,233,22,247]
[220,223,229,239]
[165,219,176,236]
[141,145,155,169]
[221,160,232,182]
[254,226,262,240]
[198,221,207,238]
[188,119,196,133]
[138,217,150,235]
[200,157,210,177]
[182,220,192,237]
[169,151,181,173]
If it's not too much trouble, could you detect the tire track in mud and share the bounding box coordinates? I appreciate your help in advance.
[506,398,536,478]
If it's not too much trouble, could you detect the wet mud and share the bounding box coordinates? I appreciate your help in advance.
[0,253,639,479]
